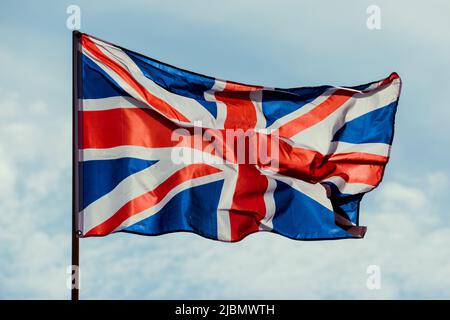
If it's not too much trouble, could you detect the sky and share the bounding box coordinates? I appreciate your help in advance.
[0,0,449,299]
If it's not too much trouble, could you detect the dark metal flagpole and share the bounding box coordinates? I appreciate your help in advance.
[71,30,81,301]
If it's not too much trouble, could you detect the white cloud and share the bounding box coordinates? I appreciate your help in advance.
[0,92,70,299]
[426,171,449,192]
[379,182,427,210]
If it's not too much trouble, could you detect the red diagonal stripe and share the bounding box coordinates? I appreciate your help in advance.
[85,163,222,236]
[278,89,355,138]
[82,35,190,122]
[376,72,400,88]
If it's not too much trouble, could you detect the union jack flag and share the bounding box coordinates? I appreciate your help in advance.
[76,33,401,242]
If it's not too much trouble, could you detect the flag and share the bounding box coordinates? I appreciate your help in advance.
[76,33,401,242]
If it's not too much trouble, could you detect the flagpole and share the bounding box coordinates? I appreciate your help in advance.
[71,30,81,301]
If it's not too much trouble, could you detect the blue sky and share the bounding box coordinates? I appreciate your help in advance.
[0,0,449,299]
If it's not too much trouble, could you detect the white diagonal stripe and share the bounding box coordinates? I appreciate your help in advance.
[258,169,333,211]
[289,80,400,154]
[321,176,375,195]
[259,176,277,231]
[216,163,238,242]
[326,141,391,157]
[81,160,185,234]
[82,96,148,111]
[80,146,236,234]
[114,171,225,233]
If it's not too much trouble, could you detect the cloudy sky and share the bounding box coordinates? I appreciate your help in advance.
[1,0,449,299]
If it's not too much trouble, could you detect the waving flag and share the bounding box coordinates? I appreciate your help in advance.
[75,32,401,242]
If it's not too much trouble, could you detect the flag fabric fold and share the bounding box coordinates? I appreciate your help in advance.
[77,33,401,242]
